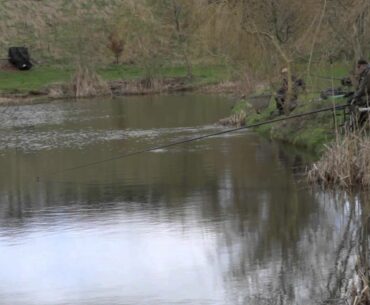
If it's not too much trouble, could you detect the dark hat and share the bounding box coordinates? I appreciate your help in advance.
[357,59,368,65]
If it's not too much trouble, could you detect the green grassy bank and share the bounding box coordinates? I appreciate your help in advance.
[0,64,230,93]
[225,63,357,155]
[0,61,353,156]
[234,94,348,155]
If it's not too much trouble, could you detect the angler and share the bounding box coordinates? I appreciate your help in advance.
[347,59,370,127]
[275,68,305,115]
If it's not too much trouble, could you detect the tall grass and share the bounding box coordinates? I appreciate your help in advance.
[308,132,370,188]
[218,110,247,127]
[71,66,111,98]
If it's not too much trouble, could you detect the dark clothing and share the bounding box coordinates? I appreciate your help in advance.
[341,77,353,87]
[346,65,370,128]
[275,76,304,115]
[353,65,370,106]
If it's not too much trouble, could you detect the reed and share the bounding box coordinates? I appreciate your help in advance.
[308,131,370,188]
[218,110,247,127]
[71,66,111,98]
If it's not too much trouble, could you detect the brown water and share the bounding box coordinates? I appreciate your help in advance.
[0,94,362,305]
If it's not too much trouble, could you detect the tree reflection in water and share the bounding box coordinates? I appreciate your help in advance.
[0,96,369,305]
[216,147,367,305]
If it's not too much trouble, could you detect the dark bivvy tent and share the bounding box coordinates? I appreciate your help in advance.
[8,47,32,70]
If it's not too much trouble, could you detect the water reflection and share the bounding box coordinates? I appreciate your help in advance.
[0,95,366,305]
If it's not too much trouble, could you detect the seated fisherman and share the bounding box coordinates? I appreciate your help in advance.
[275,68,305,115]
[348,59,370,126]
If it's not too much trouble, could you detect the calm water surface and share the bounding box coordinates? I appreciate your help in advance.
[0,95,362,305]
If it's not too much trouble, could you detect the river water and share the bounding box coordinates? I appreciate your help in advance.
[0,95,364,305]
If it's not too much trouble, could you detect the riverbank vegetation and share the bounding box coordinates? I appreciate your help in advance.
[308,132,370,188]
[227,93,344,152]
[231,89,370,191]
[0,64,230,96]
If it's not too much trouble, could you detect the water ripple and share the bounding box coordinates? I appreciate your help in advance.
[0,125,225,152]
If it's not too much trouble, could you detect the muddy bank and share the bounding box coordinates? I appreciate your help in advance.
[0,77,234,105]
[109,77,197,95]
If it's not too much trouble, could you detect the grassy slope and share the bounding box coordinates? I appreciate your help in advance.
[0,64,229,93]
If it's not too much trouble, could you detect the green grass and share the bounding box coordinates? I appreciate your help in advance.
[237,86,348,154]
[226,63,355,154]
[0,66,73,92]
[0,64,230,93]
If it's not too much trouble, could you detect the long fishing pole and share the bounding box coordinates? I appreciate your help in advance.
[245,94,273,99]
[309,74,344,81]
[38,103,348,181]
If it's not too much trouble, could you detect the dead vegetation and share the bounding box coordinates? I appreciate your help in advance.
[201,81,239,94]
[109,76,194,95]
[71,66,111,98]
[218,109,247,127]
[348,265,370,305]
[346,209,370,305]
[0,0,369,78]
[0,75,215,103]
[308,132,370,188]
[107,32,125,65]
[0,61,17,71]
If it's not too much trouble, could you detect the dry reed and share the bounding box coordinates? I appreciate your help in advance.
[308,132,370,188]
[71,66,111,98]
[346,247,370,305]
[218,110,247,127]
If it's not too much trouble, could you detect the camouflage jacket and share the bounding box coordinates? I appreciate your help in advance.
[354,65,370,101]
[278,76,305,96]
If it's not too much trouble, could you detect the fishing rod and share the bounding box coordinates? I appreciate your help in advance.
[245,94,273,99]
[309,74,347,82]
[38,103,349,182]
